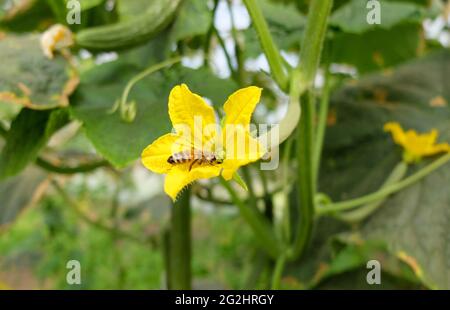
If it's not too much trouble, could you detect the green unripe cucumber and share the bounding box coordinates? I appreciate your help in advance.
[76,0,182,50]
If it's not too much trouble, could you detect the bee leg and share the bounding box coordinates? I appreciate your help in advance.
[189,159,199,171]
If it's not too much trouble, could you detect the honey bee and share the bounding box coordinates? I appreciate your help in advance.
[167,149,223,171]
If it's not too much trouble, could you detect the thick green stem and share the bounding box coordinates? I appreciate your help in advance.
[290,91,315,260]
[313,64,331,185]
[298,0,333,91]
[243,0,288,90]
[288,0,333,260]
[317,153,450,214]
[281,137,294,243]
[165,189,191,289]
[221,179,282,259]
[271,254,287,289]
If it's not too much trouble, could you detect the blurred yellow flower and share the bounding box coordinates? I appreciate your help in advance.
[384,122,450,163]
[40,24,74,59]
[141,84,265,201]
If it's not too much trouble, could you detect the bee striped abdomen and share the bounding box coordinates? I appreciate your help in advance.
[167,150,222,169]
[167,150,193,164]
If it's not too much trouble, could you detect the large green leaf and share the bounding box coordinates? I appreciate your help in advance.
[330,0,424,34]
[284,217,421,289]
[0,0,55,32]
[320,50,450,288]
[0,108,68,179]
[70,60,238,168]
[330,23,423,74]
[0,166,46,230]
[0,34,79,110]
[170,0,211,43]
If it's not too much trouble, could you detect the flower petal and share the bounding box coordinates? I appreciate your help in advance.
[141,133,190,174]
[425,142,450,156]
[168,84,217,142]
[221,129,265,180]
[384,122,407,146]
[223,86,262,128]
[164,163,221,201]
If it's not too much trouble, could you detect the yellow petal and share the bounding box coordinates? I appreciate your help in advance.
[223,86,262,128]
[168,84,217,143]
[221,129,265,180]
[384,122,407,146]
[141,133,191,174]
[164,163,221,201]
[425,142,450,156]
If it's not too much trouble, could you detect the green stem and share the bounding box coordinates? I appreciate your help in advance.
[297,0,333,91]
[281,137,294,243]
[336,162,408,223]
[36,157,109,174]
[203,0,220,67]
[221,178,282,259]
[195,183,287,206]
[243,0,288,90]
[213,27,238,81]
[288,0,333,260]
[317,153,450,214]
[271,254,287,290]
[227,0,245,85]
[116,57,182,122]
[313,64,331,185]
[290,91,315,260]
[242,166,257,208]
[165,189,192,289]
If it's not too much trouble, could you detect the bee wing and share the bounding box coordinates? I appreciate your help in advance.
[171,135,195,154]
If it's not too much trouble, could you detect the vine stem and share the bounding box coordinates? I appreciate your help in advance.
[165,189,192,289]
[115,56,182,122]
[220,178,282,259]
[317,153,450,214]
[313,62,331,185]
[243,0,288,90]
[271,254,287,289]
[289,0,334,261]
[36,157,109,174]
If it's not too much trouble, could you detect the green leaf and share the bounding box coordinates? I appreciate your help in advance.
[70,60,238,168]
[170,0,212,43]
[330,23,423,73]
[0,108,68,179]
[284,217,420,289]
[0,34,79,110]
[0,166,46,230]
[0,0,54,33]
[330,0,424,34]
[320,50,450,288]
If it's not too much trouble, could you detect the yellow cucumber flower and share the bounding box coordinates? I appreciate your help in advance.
[384,122,450,163]
[141,84,265,201]
[40,24,74,59]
